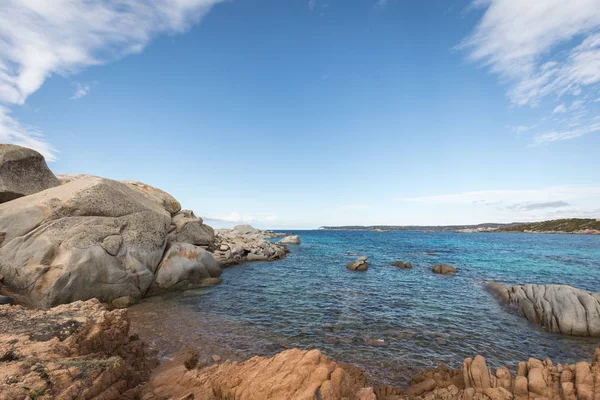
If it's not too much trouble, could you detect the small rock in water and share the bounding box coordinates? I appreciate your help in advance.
[211,355,221,362]
[431,264,456,275]
[391,260,412,269]
[0,295,14,305]
[347,256,369,272]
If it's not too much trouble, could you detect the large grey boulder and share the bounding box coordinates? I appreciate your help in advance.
[488,283,600,337]
[280,235,300,245]
[0,175,171,308]
[122,180,182,215]
[233,224,259,235]
[0,144,60,203]
[168,209,214,248]
[149,242,222,293]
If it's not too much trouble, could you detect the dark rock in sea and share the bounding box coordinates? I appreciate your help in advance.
[432,264,456,275]
[392,260,412,269]
[347,256,369,272]
[0,295,14,305]
[363,337,387,347]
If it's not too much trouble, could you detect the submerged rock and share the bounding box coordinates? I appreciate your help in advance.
[347,256,369,272]
[432,264,456,275]
[280,234,301,244]
[391,260,412,269]
[488,283,600,336]
[0,144,60,203]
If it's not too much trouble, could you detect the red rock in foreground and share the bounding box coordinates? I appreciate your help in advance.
[0,300,156,400]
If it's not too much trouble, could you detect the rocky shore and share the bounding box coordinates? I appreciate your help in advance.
[1,300,599,400]
[0,145,295,308]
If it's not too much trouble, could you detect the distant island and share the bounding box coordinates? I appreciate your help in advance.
[496,218,600,234]
[321,218,600,234]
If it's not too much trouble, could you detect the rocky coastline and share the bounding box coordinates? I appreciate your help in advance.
[2,143,600,399]
[1,300,599,399]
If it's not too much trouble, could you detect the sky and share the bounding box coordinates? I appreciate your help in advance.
[1,0,600,229]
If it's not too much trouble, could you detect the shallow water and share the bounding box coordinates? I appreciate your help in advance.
[130,230,600,386]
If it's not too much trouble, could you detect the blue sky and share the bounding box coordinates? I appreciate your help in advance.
[1,0,600,228]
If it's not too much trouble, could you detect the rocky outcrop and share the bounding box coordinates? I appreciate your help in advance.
[0,144,60,203]
[212,225,288,266]
[280,234,301,244]
[0,299,156,400]
[0,175,172,308]
[139,348,376,400]
[0,173,221,308]
[432,264,457,275]
[376,349,600,400]
[488,283,600,337]
[392,260,412,269]
[347,256,369,272]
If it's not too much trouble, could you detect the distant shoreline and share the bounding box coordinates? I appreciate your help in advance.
[320,218,600,235]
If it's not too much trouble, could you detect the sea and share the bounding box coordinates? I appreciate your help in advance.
[130,230,600,387]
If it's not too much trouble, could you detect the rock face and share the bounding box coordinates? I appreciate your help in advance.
[347,256,369,272]
[149,243,222,294]
[392,260,412,269]
[0,144,60,203]
[212,225,288,266]
[0,299,155,400]
[432,264,457,275]
[168,209,215,249]
[0,174,221,308]
[139,348,375,400]
[488,283,600,337]
[280,234,301,244]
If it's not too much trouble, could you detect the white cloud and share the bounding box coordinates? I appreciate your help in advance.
[0,0,223,158]
[0,106,57,161]
[399,185,600,221]
[308,0,317,11]
[208,212,256,224]
[71,82,90,100]
[463,0,600,143]
[375,0,388,9]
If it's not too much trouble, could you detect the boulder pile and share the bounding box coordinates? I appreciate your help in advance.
[0,145,223,308]
[212,225,288,266]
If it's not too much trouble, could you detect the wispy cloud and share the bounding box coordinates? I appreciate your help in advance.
[553,104,567,114]
[508,201,570,211]
[462,0,600,144]
[0,106,57,161]
[0,0,223,158]
[399,185,600,221]
[375,0,388,9]
[71,82,91,100]
[308,0,317,12]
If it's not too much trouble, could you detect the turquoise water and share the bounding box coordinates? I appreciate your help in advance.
[181,230,600,385]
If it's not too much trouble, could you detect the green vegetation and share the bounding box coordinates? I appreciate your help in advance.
[498,218,600,233]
